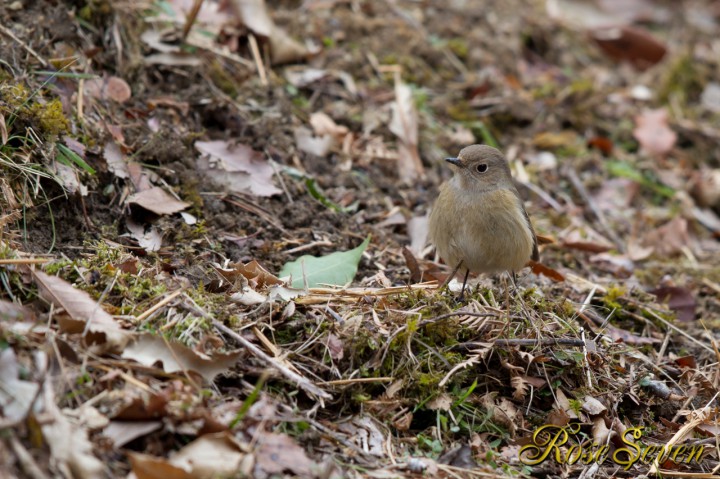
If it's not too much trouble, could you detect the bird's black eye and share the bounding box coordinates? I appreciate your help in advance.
[476,163,488,173]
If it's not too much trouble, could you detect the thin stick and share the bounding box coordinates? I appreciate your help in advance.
[0,24,49,67]
[440,260,463,289]
[0,258,50,264]
[248,33,268,86]
[214,320,332,400]
[182,0,204,41]
[137,289,184,323]
[318,377,395,386]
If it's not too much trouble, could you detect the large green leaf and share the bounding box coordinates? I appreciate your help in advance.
[279,236,370,288]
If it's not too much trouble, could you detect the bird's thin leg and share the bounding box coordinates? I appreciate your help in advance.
[458,268,470,302]
[502,273,510,321]
[440,261,464,290]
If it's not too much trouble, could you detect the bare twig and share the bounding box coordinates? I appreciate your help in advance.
[213,320,332,401]
[0,24,49,68]
[248,33,268,86]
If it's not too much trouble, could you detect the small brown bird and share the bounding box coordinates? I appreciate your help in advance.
[429,145,539,296]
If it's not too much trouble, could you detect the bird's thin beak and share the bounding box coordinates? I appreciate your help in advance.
[445,157,461,167]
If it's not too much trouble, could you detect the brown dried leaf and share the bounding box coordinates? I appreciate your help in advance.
[41,387,106,477]
[254,432,315,477]
[650,286,696,321]
[217,260,283,289]
[128,187,190,215]
[195,140,281,197]
[633,108,677,155]
[511,375,527,401]
[0,299,36,322]
[84,76,132,103]
[128,452,193,479]
[561,241,613,253]
[592,26,667,70]
[528,260,565,282]
[605,324,660,344]
[593,178,639,212]
[121,333,242,382]
[642,217,690,257]
[32,270,130,353]
[326,333,344,361]
[592,417,611,444]
[230,0,310,65]
[401,246,422,283]
[427,393,453,411]
[310,112,349,138]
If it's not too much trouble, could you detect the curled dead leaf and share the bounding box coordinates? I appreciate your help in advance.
[121,333,242,382]
[32,270,130,353]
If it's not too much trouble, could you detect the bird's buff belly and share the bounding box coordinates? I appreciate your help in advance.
[440,204,534,274]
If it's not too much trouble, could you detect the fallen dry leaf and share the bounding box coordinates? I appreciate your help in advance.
[216,260,283,289]
[230,0,310,65]
[126,219,164,252]
[103,420,163,448]
[592,26,667,69]
[389,78,424,182]
[407,214,429,256]
[294,126,335,157]
[121,333,242,382]
[0,298,37,322]
[310,111,349,138]
[700,82,720,113]
[84,76,132,103]
[326,333,344,360]
[582,396,607,415]
[254,432,315,477]
[103,141,129,179]
[172,433,246,478]
[0,348,39,423]
[692,168,720,208]
[32,270,130,353]
[546,0,658,30]
[128,187,190,215]
[195,140,281,197]
[41,384,107,478]
[650,286,696,321]
[593,178,639,212]
[642,216,690,257]
[633,108,677,155]
[128,452,193,479]
[528,260,565,282]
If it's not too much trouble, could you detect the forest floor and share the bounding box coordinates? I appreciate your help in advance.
[1,0,720,478]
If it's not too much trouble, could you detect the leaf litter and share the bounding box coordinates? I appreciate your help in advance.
[1,0,720,478]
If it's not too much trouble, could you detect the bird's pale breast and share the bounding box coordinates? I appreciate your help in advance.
[429,186,534,274]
